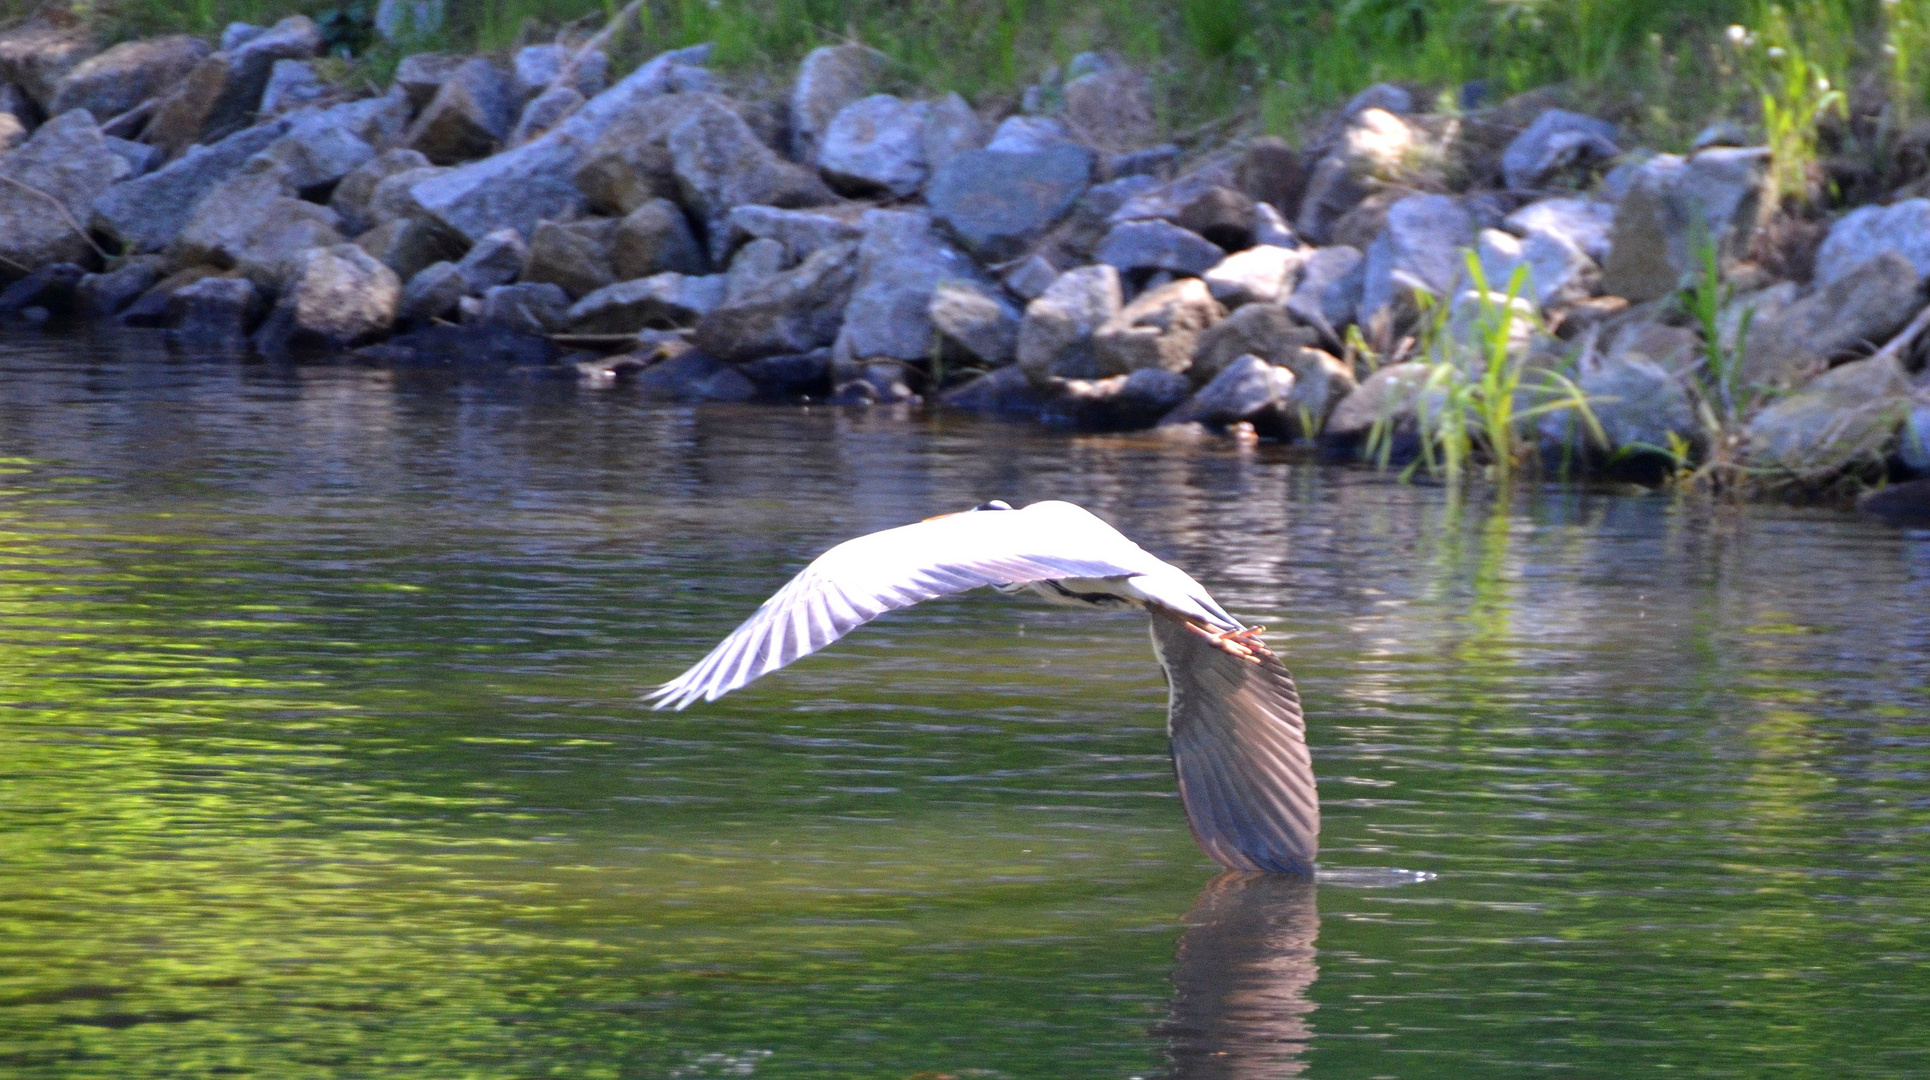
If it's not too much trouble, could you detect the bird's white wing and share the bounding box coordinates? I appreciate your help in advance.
[1150,607,1318,874]
[651,501,1229,709]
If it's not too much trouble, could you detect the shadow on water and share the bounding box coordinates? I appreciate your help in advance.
[1163,873,1320,1079]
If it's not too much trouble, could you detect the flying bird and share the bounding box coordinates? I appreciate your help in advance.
[650,499,1317,874]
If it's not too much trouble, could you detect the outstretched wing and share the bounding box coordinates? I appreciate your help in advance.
[1150,607,1318,874]
[651,501,1225,709]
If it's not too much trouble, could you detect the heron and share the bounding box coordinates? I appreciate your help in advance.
[650,499,1317,874]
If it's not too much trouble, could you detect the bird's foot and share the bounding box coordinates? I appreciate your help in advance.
[1192,623,1271,662]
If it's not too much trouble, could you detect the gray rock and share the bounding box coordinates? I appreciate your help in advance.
[522,218,616,299]
[1111,144,1182,181]
[1900,398,1930,474]
[327,147,432,235]
[1092,276,1222,376]
[355,215,466,283]
[939,363,1055,417]
[635,349,758,403]
[76,256,166,317]
[1741,252,1922,387]
[220,24,265,52]
[1344,83,1412,116]
[318,89,412,150]
[1053,367,1192,428]
[1203,244,1305,308]
[985,115,1072,154]
[790,45,884,163]
[1323,360,1434,444]
[405,57,513,164]
[1601,147,1770,302]
[612,198,707,280]
[1504,197,1615,263]
[143,16,323,157]
[169,168,346,289]
[1501,108,1619,190]
[1475,226,1595,307]
[92,119,292,253]
[1173,185,1258,251]
[0,261,84,317]
[119,265,221,326]
[668,96,833,256]
[817,94,928,197]
[567,272,726,332]
[365,164,447,227]
[1191,302,1309,384]
[508,85,583,147]
[259,59,329,116]
[1358,194,1476,326]
[922,92,983,173]
[1003,254,1060,301]
[51,34,207,120]
[840,208,994,362]
[723,204,864,265]
[165,275,261,348]
[511,43,607,101]
[1161,354,1297,433]
[1286,245,1364,334]
[398,259,465,323]
[262,243,401,349]
[1541,323,1697,456]
[1096,220,1226,278]
[573,134,678,216]
[1297,108,1414,244]
[0,14,96,113]
[472,281,570,335]
[0,111,131,271]
[1017,264,1123,384]
[1063,64,1157,153]
[1813,199,1930,287]
[928,144,1094,261]
[455,228,526,293]
[725,238,786,302]
[1236,136,1306,224]
[692,240,859,361]
[740,347,832,399]
[1744,353,1913,477]
[1282,346,1357,436]
[1108,157,1237,225]
[393,53,464,111]
[250,108,376,192]
[929,280,1021,366]
[1693,120,1751,150]
[1250,201,1295,248]
[103,135,162,177]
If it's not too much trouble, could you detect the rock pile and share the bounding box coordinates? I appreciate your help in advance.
[2,16,1928,493]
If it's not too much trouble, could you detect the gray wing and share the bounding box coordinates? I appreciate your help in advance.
[1150,607,1318,875]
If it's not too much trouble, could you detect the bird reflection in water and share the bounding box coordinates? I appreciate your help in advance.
[1161,872,1320,1078]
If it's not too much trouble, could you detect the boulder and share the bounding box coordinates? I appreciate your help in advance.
[393,53,464,111]
[328,147,433,235]
[839,208,994,363]
[1096,220,1226,278]
[985,115,1073,153]
[724,238,786,301]
[1857,477,1930,526]
[1174,186,1258,251]
[1190,302,1309,384]
[1297,108,1414,244]
[922,92,983,173]
[249,109,376,193]
[740,348,833,399]
[1108,144,1181,181]
[143,16,323,157]
[522,218,616,299]
[668,96,833,255]
[1899,397,1930,474]
[634,349,758,403]
[566,272,726,332]
[1357,194,1477,326]
[50,34,207,120]
[0,261,84,318]
[1740,252,1922,387]
[404,57,514,164]
[1003,254,1060,301]
[1017,264,1123,384]
[76,256,166,317]
[1203,244,1305,308]
[692,240,859,361]
[1052,367,1192,429]
[1161,354,1297,435]
[1344,83,1413,116]
[91,119,290,253]
[1475,226,1595,307]
[1236,136,1307,223]
[1249,201,1295,247]
[455,228,526,293]
[119,265,221,326]
[355,215,466,283]
[103,136,163,177]
[258,59,329,116]
[471,282,570,335]
[1540,323,1697,457]
[723,204,864,264]
[789,45,884,162]
[929,280,1021,366]
[511,43,607,101]
[1744,353,1913,477]
[168,168,347,289]
[1601,147,1770,302]
[318,89,412,151]
[0,110,131,272]
[1322,360,1434,446]
[0,13,96,113]
[398,259,465,323]
[360,323,555,367]
[817,94,928,197]
[1501,109,1618,191]
[1062,62,1157,153]
[612,198,707,280]
[509,85,584,146]
[927,144,1094,262]
[574,134,678,215]
[1286,245,1364,334]
[1504,196,1615,263]
[366,164,447,227]
[258,243,400,350]
[165,275,261,348]
[1282,346,1357,436]
[1092,277,1222,376]
[1812,199,1930,287]
[939,363,1056,417]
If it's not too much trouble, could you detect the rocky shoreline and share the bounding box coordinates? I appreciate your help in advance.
[3,11,1930,514]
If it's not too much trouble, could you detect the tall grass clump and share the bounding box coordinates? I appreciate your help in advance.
[1729,6,1847,206]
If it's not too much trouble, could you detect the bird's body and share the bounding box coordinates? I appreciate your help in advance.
[651,500,1317,874]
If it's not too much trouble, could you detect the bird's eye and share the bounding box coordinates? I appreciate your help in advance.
[973,500,1014,512]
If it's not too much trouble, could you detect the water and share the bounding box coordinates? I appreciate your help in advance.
[2,332,1928,1078]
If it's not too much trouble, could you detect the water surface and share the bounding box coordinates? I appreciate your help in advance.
[2,332,1928,1078]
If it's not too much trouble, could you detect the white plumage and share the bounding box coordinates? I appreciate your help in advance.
[651,499,1318,874]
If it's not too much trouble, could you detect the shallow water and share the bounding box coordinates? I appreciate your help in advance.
[2,332,1928,1078]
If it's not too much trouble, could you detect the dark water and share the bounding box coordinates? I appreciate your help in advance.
[2,332,1928,1078]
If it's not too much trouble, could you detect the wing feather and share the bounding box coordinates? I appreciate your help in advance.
[651,501,1206,709]
[1150,607,1318,874]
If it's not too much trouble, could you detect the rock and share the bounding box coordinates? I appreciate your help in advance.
[1161,354,1297,434]
[1505,197,1615,263]
[1062,63,1156,153]
[1297,108,1414,244]
[75,256,166,317]
[839,208,995,363]
[455,228,525,292]
[165,275,261,348]
[1601,147,1770,302]
[929,280,1021,366]
[1250,201,1295,248]
[1286,245,1365,334]
[1003,254,1060,301]
[567,272,726,332]
[1857,477,1930,526]
[1345,83,1412,116]
[740,347,833,399]
[1174,186,1258,251]
[1358,194,1477,326]
[669,96,833,255]
[119,265,221,326]
[1541,322,1697,457]
[790,45,884,163]
[1443,289,1539,361]
[1237,136,1307,222]
[393,53,464,111]
[522,218,616,299]
[0,84,29,149]
[574,134,678,216]
[511,44,607,101]
[1095,220,1225,279]
[1203,244,1305,308]
[725,238,786,301]
[817,94,928,197]
[509,85,584,147]
[97,135,156,177]
[0,262,83,318]
[1092,277,1222,376]
[365,164,446,227]
[0,110,131,272]
[355,215,466,282]
[692,240,859,361]
[220,24,266,52]
[723,204,863,265]
[1016,264,1123,384]
[360,322,554,367]
[471,281,570,335]
[1744,353,1913,477]
[260,59,330,117]
[1475,226,1595,307]
[398,259,465,323]
[1812,199,1930,287]
[143,16,323,157]
[405,57,514,164]
[50,34,207,120]
[169,168,346,289]
[1282,347,1357,436]
[1108,158,1239,225]
[375,0,446,44]
[1740,252,1922,387]
[939,363,1055,417]
[1902,398,1930,474]
[0,13,95,113]
[319,89,412,151]
[250,109,376,193]
[1501,108,1618,190]
[634,349,758,403]
[327,147,432,235]
[1323,360,1433,445]
[1190,302,1310,384]
[258,243,400,351]
[922,92,983,173]
[91,119,290,253]
[1052,367,1192,428]
[985,115,1074,154]
[611,198,707,280]
[927,144,1094,262]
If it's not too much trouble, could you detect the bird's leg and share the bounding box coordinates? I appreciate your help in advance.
[1188,622,1271,661]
